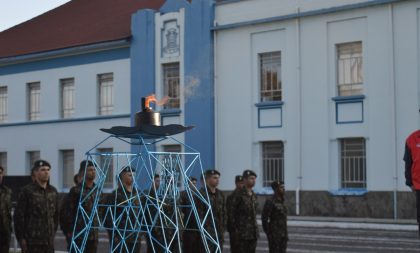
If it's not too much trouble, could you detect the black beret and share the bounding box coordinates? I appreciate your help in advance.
[242,170,257,179]
[235,175,243,183]
[80,160,94,170]
[205,169,220,177]
[189,176,197,182]
[271,181,284,191]
[120,166,135,173]
[32,159,51,170]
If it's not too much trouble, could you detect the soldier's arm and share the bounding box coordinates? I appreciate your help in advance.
[261,199,272,235]
[54,190,59,233]
[227,193,239,233]
[13,189,27,243]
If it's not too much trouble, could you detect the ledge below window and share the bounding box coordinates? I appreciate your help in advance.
[332,95,365,102]
[255,100,284,108]
[159,108,182,117]
[255,101,283,128]
[332,95,365,124]
[329,188,368,196]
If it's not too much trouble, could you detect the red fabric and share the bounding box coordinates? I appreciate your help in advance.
[0,0,165,58]
[406,130,420,189]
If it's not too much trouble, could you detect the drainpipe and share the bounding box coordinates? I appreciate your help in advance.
[296,7,303,216]
[388,3,398,220]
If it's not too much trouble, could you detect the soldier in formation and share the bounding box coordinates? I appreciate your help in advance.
[14,160,59,253]
[262,181,288,253]
[0,166,12,253]
[198,169,225,253]
[226,175,244,253]
[228,170,259,253]
[63,160,99,253]
[105,166,142,253]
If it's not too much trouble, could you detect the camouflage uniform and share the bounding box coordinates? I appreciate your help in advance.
[14,182,59,253]
[179,189,201,253]
[144,188,179,253]
[105,187,142,253]
[226,187,242,253]
[64,183,99,253]
[0,184,12,253]
[197,187,225,253]
[227,187,258,253]
[261,196,288,253]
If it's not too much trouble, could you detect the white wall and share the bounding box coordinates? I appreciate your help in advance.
[0,58,131,190]
[215,0,420,191]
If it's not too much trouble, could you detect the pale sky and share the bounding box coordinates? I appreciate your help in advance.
[0,0,71,32]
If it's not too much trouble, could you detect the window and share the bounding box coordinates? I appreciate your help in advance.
[0,152,7,174]
[98,148,114,188]
[340,138,366,188]
[162,63,180,109]
[337,42,363,96]
[28,82,41,120]
[259,52,281,102]
[60,78,75,118]
[61,150,75,188]
[98,73,114,115]
[27,151,40,174]
[0,86,7,122]
[262,141,284,187]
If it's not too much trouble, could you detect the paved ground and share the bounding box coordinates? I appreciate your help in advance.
[8,216,420,252]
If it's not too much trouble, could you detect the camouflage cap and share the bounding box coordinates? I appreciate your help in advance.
[235,175,243,183]
[32,159,51,171]
[242,169,257,179]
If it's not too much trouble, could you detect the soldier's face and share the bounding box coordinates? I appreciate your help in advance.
[206,174,220,188]
[0,169,3,184]
[85,166,96,180]
[35,166,51,182]
[235,180,244,189]
[154,177,161,189]
[121,172,133,187]
[244,176,256,188]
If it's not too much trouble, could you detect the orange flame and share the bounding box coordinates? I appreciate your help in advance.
[144,94,169,108]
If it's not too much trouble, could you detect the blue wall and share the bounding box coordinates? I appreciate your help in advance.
[130,0,215,172]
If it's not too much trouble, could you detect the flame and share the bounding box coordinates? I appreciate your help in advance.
[144,94,169,108]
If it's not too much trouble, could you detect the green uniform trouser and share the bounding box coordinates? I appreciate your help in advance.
[0,235,10,253]
[26,244,54,253]
[236,239,257,253]
[268,235,287,253]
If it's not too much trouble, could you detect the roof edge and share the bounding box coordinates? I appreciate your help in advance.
[0,38,131,67]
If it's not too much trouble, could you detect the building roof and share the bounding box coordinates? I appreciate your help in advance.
[0,0,165,59]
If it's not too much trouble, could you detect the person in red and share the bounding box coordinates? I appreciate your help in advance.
[404,129,420,235]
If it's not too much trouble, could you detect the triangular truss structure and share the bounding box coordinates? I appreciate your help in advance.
[70,134,221,253]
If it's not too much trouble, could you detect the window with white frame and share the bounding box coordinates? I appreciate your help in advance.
[0,86,7,122]
[340,138,366,188]
[61,150,75,189]
[259,52,281,102]
[98,148,114,188]
[27,151,40,174]
[98,73,114,115]
[0,152,7,174]
[337,42,363,96]
[262,141,284,187]
[162,63,180,109]
[28,82,41,121]
[60,78,75,118]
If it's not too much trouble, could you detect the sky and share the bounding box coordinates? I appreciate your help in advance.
[0,0,71,32]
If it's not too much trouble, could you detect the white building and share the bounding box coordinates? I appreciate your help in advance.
[214,0,420,217]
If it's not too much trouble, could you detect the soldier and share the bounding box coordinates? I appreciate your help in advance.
[198,169,225,253]
[261,181,288,253]
[60,174,81,251]
[105,166,142,253]
[0,166,12,253]
[228,170,258,253]
[226,175,244,253]
[179,177,200,253]
[14,160,59,253]
[64,160,98,253]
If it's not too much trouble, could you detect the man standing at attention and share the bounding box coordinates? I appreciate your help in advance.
[0,166,12,253]
[228,170,259,253]
[14,160,59,253]
[226,175,244,253]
